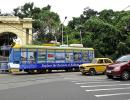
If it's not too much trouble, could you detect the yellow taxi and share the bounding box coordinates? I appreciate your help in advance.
[79,58,113,75]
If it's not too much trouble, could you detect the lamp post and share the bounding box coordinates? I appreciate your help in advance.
[61,16,67,45]
[67,33,68,45]
[78,25,83,44]
[80,30,83,44]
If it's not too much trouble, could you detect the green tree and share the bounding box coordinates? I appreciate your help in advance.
[13,2,34,18]
[13,3,61,44]
[34,6,60,44]
[67,7,130,59]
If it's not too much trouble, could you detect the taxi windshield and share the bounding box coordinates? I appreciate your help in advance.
[91,59,97,63]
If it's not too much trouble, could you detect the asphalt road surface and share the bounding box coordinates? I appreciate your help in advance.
[0,71,130,100]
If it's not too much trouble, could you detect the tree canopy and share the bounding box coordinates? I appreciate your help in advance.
[67,8,130,59]
[13,3,61,44]
[1,2,130,59]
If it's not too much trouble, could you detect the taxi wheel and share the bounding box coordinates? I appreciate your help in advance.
[89,69,96,76]
[121,71,130,80]
[82,72,86,75]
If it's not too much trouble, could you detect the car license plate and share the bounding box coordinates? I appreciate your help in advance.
[106,70,111,73]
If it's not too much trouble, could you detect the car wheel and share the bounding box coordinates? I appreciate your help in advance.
[121,71,130,80]
[89,69,96,76]
[106,75,113,79]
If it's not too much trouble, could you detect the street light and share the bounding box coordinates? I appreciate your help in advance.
[78,25,83,44]
[79,30,83,44]
[61,16,67,45]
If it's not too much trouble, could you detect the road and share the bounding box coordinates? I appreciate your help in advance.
[0,71,130,100]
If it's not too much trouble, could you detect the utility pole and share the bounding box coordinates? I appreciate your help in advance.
[61,16,67,45]
[80,30,83,44]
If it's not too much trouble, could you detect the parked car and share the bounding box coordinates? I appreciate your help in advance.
[79,58,113,75]
[106,55,130,80]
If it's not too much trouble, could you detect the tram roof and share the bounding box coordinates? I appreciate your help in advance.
[12,45,94,50]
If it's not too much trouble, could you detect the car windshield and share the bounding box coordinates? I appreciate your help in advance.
[91,59,97,63]
[116,55,130,62]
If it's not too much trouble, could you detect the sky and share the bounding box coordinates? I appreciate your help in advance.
[0,0,130,25]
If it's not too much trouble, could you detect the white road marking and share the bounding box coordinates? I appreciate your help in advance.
[95,93,130,97]
[86,87,130,92]
[72,81,100,83]
[72,79,106,83]
[71,81,78,82]
[80,84,130,88]
[75,81,120,84]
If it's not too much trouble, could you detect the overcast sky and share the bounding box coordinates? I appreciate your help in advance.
[0,0,130,25]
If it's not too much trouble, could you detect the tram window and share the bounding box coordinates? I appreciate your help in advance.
[21,49,27,64]
[87,50,94,61]
[73,50,82,62]
[82,51,88,62]
[55,50,65,63]
[21,49,36,64]
[37,49,46,63]
[27,49,37,64]
[47,49,55,62]
[65,50,73,62]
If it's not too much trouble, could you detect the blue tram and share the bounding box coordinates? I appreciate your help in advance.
[8,45,94,73]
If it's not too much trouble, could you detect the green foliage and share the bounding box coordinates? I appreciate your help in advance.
[82,32,93,47]
[34,8,60,43]
[4,2,130,59]
[67,8,130,59]
[13,2,34,18]
[13,2,61,44]
[67,31,81,44]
